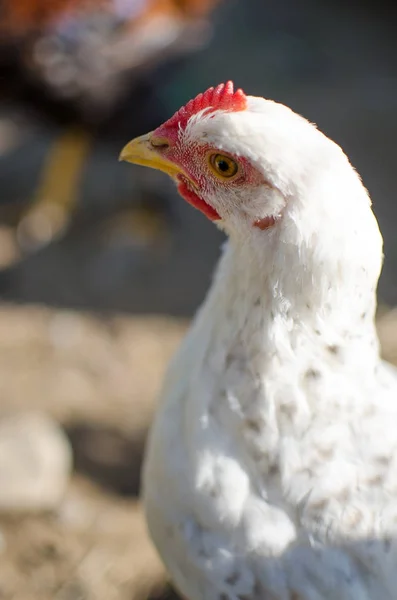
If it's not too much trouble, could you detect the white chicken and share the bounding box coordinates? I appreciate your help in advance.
[120,82,397,600]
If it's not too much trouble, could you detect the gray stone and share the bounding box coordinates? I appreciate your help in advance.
[0,412,72,512]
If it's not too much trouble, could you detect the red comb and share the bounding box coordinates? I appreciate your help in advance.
[162,81,247,132]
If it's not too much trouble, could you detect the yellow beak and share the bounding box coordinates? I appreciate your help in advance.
[119,132,182,178]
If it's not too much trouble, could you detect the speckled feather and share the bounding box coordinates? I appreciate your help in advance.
[141,86,397,600]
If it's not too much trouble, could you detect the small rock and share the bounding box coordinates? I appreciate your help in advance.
[0,412,72,512]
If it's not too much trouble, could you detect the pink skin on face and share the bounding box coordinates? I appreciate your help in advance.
[148,81,278,230]
[151,137,270,224]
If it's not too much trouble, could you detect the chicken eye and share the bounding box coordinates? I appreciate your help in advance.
[209,154,238,179]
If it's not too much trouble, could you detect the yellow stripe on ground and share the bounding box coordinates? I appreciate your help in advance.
[19,128,91,248]
[32,128,91,213]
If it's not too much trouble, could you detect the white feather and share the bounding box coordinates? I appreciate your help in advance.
[142,95,397,599]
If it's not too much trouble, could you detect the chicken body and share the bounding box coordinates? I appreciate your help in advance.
[121,83,397,599]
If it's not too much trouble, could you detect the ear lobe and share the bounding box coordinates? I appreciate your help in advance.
[253,215,279,230]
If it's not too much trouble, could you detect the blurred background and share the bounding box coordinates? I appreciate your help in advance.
[0,1,396,598]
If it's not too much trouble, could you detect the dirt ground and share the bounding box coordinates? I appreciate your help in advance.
[0,305,187,600]
[0,304,396,600]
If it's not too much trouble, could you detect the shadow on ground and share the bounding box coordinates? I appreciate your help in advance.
[147,584,183,600]
[65,423,147,497]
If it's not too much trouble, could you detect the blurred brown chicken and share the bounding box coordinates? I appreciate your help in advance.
[2,0,218,32]
[0,0,221,257]
[1,0,220,117]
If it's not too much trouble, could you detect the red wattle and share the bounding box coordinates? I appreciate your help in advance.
[177,180,220,221]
